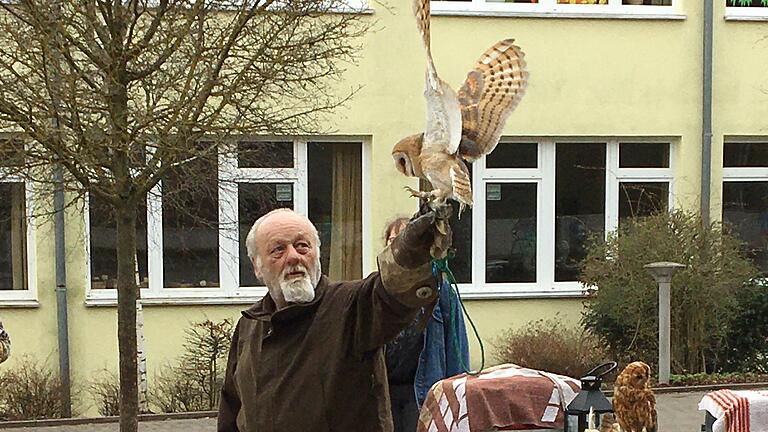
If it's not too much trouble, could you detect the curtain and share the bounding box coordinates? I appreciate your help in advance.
[10,184,26,290]
[329,144,362,281]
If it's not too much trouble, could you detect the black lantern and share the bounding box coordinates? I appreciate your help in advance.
[564,361,617,432]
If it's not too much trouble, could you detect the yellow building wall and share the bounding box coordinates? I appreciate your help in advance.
[711,4,768,218]
[8,0,766,418]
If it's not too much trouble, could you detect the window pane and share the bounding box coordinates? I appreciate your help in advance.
[724,143,768,167]
[448,200,472,284]
[486,143,537,169]
[727,0,768,7]
[89,196,149,289]
[238,141,294,168]
[620,143,670,168]
[555,143,605,282]
[308,143,362,281]
[723,182,768,275]
[618,182,669,223]
[486,183,536,283]
[0,183,26,290]
[238,183,294,287]
[162,158,219,288]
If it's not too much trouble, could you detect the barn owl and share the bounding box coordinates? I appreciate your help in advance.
[612,361,657,432]
[392,0,528,216]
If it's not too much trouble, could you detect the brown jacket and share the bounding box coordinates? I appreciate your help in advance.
[218,248,436,432]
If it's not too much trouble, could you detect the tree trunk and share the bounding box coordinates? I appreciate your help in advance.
[116,203,139,432]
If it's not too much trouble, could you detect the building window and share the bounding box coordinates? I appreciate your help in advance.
[430,0,677,16]
[722,141,768,275]
[725,0,768,18]
[450,138,673,297]
[86,139,365,303]
[0,138,36,304]
[88,196,149,289]
[0,183,27,291]
[726,0,768,7]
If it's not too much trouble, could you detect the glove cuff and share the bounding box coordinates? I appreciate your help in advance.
[377,245,437,308]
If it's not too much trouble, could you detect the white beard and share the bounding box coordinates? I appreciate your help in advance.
[279,264,319,304]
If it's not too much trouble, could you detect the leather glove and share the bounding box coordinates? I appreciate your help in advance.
[389,211,437,268]
[430,204,453,259]
[389,205,454,267]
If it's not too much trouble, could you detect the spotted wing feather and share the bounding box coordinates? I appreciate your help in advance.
[458,39,529,161]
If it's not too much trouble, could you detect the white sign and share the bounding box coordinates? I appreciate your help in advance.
[487,184,501,201]
[276,184,293,202]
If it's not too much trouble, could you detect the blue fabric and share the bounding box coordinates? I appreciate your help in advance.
[414,276,470,407]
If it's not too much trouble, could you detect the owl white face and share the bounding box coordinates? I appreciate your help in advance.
[393,152,415,177]
[391,133,424,178]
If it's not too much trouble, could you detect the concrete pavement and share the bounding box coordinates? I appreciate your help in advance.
[0,389,740,431]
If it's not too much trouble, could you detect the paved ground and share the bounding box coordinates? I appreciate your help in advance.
[0,390,726,431]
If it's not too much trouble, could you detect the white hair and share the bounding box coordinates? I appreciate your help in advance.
[245,208,322,260]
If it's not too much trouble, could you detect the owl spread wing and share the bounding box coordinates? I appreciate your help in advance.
[458,39,529,161]
[413,0,462,155]
[413,0,438,90]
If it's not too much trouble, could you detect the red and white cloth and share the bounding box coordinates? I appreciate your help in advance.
[698,389,768,432]
[417,364,581,432]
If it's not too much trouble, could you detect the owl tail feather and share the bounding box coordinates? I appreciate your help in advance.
[450,166,473,220]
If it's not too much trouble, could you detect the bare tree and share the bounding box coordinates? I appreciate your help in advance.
[0,1,367,430]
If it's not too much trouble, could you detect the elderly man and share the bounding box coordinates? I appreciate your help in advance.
[0,321,10,363]
[218,207,446,432]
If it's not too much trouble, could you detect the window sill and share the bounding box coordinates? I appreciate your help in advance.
[724,12,768,21]
[430,7,685,20]
[85,284,588,305]
[85,295,265,307]
[452,286,588,300]
[0,298,40,308]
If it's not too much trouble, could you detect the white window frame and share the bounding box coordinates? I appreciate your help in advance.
[722,138,768,212]
[725,2,768,21]
[459,137,674,299]
[0,174,38,307]
[430,0,684,19]
[85,137,371,306]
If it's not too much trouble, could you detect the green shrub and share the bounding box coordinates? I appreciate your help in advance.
[669,371,768,386]
[717,278,768,373]
[150,319,233,413]
[580,210,757,374]
[0,355,74,420]
[493,316,609,378]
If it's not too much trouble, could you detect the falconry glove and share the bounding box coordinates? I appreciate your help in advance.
[379,211,451,307]
[390,210,450,268]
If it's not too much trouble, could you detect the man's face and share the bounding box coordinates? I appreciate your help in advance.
[252,212,321,305]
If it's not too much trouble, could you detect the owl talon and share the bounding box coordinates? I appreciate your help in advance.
[435,219,448,235]
[404,186,433,201]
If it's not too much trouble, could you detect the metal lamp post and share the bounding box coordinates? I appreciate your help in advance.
[643,261,686,384]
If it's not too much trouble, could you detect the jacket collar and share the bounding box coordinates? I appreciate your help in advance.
[242,275,328,322]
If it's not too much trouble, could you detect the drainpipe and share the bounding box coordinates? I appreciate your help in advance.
[53,163,72,418]
[48,0,71,416]
[701,0,714,225]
